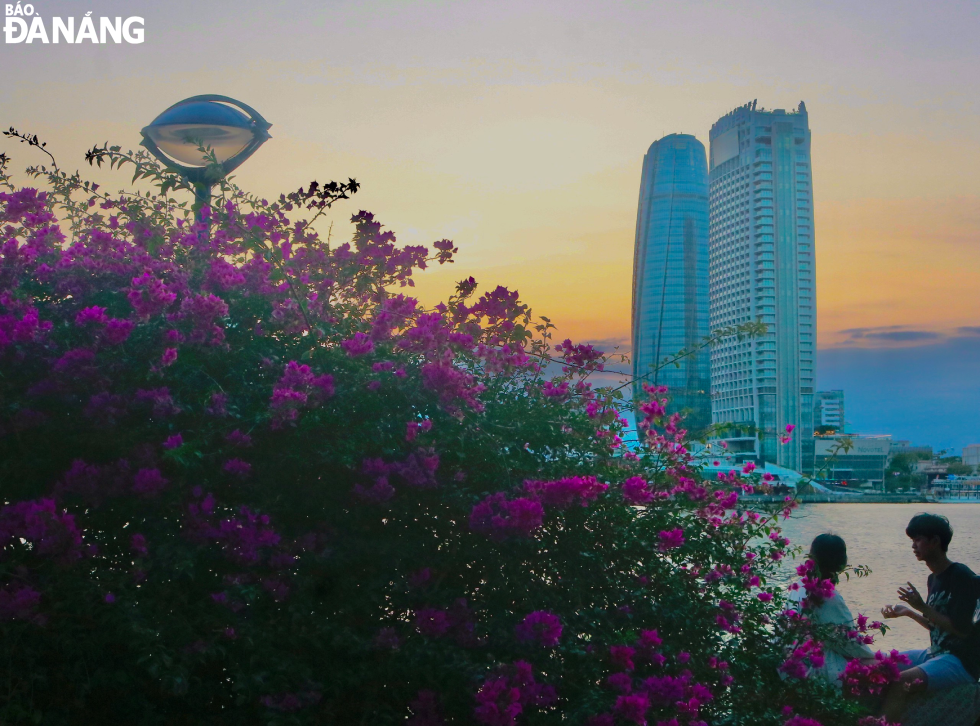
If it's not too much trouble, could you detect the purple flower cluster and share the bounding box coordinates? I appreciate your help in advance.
[469,493,544,540]
[405,418,432,442]
[600,671,714,726]
[352,450,441,504]
[223,458,252,478]
[541,379,570,398]
[793,559,837,607]
[269,360,335,427]
[523,476,607,509]
[514,610,562,647]
[0,498,83,563]
[554,338,604,372]
[0,166,865,724]
[474,661,556,726]
[0,583,42,622]
[657,528,685,552]
[393,449,440,488]
[779,638,825,679]
[420,350,486,415]
[206,258,246,290]
[353,457,396,504]
[785,718,825,726]
[224,429,253,447]
[370,294,419,341]
[415,608,451,637]
[845,612,885,645]
[414,599,480,646]
[127,270,176,318]
[186,494,281,567]
[133,468,168,497]
[466,285,526,323]
[177,292,229,346]
[622,476,655,505]
[341,331,375,357]
[56,458,132,505]
[839,650,910,696]
[610,645,636,671]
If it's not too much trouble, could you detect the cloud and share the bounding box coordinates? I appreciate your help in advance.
[840,325,906,337]
[956,326,980,336]
[863,330,941,342]
[579,336,631,353]
[837,325,942,345]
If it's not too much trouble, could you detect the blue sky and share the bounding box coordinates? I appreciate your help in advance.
[818,334,980,453]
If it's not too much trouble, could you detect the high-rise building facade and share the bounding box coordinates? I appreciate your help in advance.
[631,134,710,432]
[814,390,845,431]
[708,101,816,471]
[963,444,980,470]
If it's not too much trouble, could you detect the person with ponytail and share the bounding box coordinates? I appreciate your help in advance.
[788,533,874,684]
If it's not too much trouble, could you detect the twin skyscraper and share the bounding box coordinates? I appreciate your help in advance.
[631,101,816,472]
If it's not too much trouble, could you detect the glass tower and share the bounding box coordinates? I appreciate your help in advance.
[708,101,816,471]
[631,134,710,433]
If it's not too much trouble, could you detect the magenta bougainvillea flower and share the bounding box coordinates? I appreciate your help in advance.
[514,610,562,647]
[657,527,685,551]
[0,148,860,725]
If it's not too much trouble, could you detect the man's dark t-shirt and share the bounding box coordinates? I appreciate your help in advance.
[927,562,980,679]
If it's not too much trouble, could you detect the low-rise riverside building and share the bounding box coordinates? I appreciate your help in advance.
[813,434,891,488]
[889,440,933,458]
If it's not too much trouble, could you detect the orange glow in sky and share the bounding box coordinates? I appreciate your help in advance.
[2,0,978,354]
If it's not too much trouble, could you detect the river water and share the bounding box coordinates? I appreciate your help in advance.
[773,503,980,651]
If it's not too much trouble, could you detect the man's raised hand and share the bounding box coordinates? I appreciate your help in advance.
[897,582,925,611]
[881,604,914,619]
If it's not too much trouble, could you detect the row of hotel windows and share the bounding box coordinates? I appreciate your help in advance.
[714,382,816,402]
[713,225,813,243]
[711,386,813,407]
[713,387,816,408]
[713,360,815,375]
[709,277,815,297]
[713,367,816,379]
[709,286,816,304]
[713,366,816,379]
[711,346,813,360]
[711,205,749,216]
[712,348,814,362]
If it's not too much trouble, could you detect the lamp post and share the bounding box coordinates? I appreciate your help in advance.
[140,95,271,229]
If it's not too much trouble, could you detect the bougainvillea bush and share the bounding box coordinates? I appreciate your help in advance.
[0,146,885,726]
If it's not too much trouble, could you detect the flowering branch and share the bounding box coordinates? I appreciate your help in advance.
[3,127,57,168]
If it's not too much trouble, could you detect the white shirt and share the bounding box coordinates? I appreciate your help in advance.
[788,585,874,685]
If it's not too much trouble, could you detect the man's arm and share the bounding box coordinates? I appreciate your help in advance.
[919,603,967,635]
[881,603,931,630]
[898,581,970,637]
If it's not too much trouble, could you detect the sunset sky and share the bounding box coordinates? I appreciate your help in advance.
[3,0,978,449]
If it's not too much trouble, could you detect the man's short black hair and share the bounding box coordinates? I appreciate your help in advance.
[906,513,953,552]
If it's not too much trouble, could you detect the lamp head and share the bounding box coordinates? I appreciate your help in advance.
[140,95,271,184]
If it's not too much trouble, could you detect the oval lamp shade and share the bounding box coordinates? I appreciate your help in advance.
[143,101,254,167]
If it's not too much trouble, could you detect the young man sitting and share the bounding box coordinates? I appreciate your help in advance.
[880,513,980,721]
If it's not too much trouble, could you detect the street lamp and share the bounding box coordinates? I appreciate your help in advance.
[140,94,271,225]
